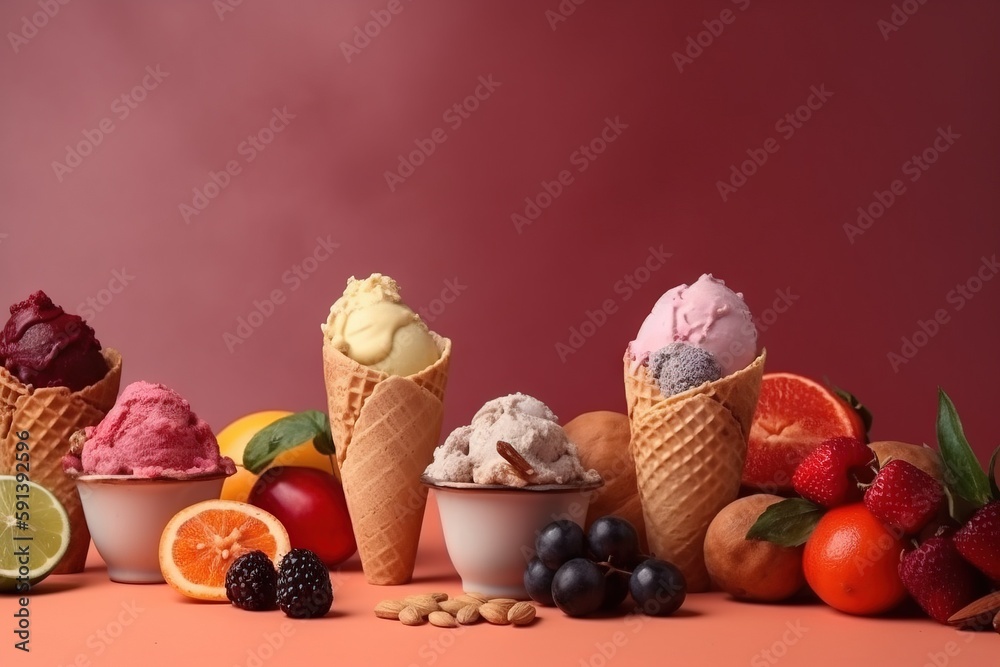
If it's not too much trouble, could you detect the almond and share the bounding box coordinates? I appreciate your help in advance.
[947,591,1000,627]
[430,592,450,603]
[399,606,425,626]
[374,599,406,620]
[438,599,471,615]
[507,602,536,626]
[457,592,489,604]
[479,602,511,625]
[486,598,518,614]
[429,611,458,628]
[456,605,481,625]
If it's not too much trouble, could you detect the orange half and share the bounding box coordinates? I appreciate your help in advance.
[159,500,291,601]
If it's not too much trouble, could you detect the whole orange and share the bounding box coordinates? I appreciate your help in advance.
[218,410,338,502]
[803,503,907,615]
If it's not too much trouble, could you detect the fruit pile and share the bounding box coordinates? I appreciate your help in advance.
[524,516,686,618]
[727,389,999,629]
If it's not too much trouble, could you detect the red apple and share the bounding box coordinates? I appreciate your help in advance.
[248,466,356,567]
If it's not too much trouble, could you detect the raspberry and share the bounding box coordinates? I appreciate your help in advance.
[225,551,278,611]
[276,549,333,618]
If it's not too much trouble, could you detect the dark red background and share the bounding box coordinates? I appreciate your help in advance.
[1,1,998,460]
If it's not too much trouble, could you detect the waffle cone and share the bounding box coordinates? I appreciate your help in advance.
[625,350,765,592]
[0,349,123,573]
[322,335,450,584]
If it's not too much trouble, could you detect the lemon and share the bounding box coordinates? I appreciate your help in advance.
[217,410,338,502]
[0,476,71,592]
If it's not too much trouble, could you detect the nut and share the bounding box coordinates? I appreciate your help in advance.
[374,599,406,620]
[479,602,511,625]
[429,611,458,628]
[486,598,518,615]
[457,592,489,604]
[456,605,481,625]
[398,606,425,626]
[507,602,536,626]
[430,592,449,603]
[439,599,471,615]
[401,595,440,616]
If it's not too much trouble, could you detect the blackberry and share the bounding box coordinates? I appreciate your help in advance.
[276,549,333,618]
[225,551,278,611]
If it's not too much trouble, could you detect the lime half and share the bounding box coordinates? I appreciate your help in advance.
[0,476,71,592]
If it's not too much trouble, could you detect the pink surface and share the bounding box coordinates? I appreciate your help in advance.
[20,496,1000,666]
[2,1,998,463]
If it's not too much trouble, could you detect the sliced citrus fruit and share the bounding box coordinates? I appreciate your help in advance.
[159,500,290,601]
[744,373,865,492]
[0,476,70,592]
[218,410,338,502]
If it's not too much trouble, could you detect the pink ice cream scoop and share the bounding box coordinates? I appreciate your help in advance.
[628,274,757,376]
[63,381,235,478]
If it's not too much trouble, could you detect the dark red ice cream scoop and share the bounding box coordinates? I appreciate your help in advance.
[0,290,109,392]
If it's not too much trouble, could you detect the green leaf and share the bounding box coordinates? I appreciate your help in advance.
[243,410,335,474]
[746,498,824,547]
[830,384,873,438]
[989,447,999,501]
[936,389,991,509]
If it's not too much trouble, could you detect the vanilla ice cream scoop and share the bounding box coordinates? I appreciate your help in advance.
[424,393,601,487]
[321,273,439,376]
[628,273,757,376]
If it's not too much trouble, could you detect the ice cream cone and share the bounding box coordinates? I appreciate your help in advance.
[625,350,765,592]
[322,334,450,584]
[0,349,122,573]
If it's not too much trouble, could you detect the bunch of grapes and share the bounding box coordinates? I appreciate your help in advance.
[524,516,686,618]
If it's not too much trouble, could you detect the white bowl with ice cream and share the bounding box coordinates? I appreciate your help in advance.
[64,381,236,583]
[423,394,602,599]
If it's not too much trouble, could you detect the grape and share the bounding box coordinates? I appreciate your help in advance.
[630,558,686,617]
[535,520,585,570]
[524,557,557,606]
[600,569,630,611]
[587,516,640,568]
[552,558,606,617]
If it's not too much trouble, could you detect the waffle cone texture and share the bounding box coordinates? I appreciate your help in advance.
[322,334,450,585]
[0,349,122,573]
[624,349,765,592]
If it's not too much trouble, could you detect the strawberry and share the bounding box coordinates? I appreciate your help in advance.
[899,536,987,624]
[954,501,1000,581]
[863,460,944,534]
[791,436,873,508]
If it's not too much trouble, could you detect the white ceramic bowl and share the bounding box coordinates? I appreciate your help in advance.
[75,474,227,583]
[423,475,602,599]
